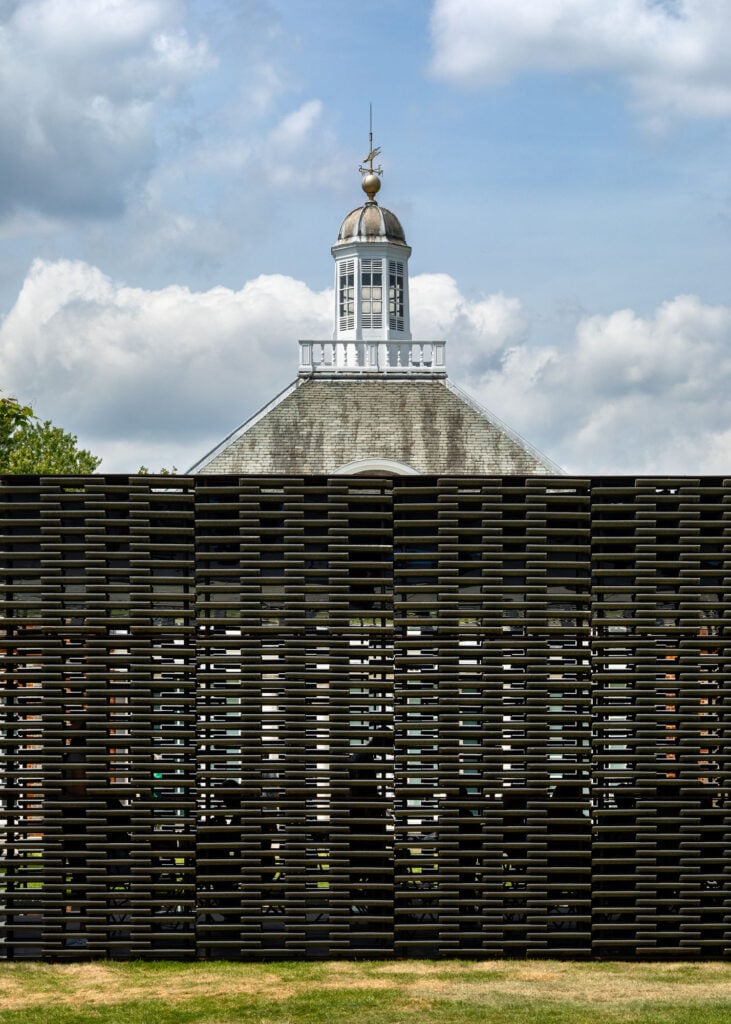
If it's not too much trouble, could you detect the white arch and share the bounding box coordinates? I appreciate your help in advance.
[333,457,419,476]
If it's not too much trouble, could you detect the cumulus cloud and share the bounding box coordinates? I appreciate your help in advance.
[254,99,345,192]
[0,0,211,220]
[0,1,347,305]
[430,0,731,125]
[411,274,526,376]
[0,258,331,469]
[467,293,731,473]
[3,259,731,475]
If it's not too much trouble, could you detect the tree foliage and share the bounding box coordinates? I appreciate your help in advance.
[0,396,33,465]
[0,394,101,474]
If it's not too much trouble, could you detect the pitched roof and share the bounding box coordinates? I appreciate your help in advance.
[189,376,561,475]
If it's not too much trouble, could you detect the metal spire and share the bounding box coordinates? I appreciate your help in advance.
[359,104,382,201]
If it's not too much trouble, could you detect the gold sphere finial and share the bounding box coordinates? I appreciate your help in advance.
[361,172,381,203]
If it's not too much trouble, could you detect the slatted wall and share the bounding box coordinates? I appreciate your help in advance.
[0,475,729,960]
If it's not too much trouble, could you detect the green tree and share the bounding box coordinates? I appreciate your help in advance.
[0,394,101,474]
[0,396,33,465]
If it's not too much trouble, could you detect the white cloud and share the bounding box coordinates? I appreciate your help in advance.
[0,258,331,470]
[0,0,212,220]
[0,1,348,308]
[430,0,731,124]
[411,274,526,376]
[3,259,731,475]
[466,293,731,473]
[203,98,345,194]
[258,100,344,191]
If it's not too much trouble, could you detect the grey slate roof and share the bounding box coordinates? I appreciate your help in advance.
[190,376,560,475]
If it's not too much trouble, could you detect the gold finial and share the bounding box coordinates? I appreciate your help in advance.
[359,103,382,203]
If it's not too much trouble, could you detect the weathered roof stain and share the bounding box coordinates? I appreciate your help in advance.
[195,377,557,475]
[336,204,408,246]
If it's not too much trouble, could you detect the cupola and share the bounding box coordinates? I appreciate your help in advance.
[331,143,412,341]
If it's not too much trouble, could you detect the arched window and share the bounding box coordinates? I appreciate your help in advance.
[334,458,418,476]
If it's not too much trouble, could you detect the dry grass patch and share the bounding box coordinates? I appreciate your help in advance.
[1,960,731,1024]
[0,962,291,1012]
[366,960,731,1006]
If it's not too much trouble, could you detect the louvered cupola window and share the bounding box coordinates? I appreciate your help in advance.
[388,260,405,332]
[360,258,383,329]
[338,259,355,331]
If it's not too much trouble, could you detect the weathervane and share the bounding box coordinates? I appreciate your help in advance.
[359,104,382,202]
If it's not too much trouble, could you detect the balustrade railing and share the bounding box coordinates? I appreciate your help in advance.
[299,339,446,375]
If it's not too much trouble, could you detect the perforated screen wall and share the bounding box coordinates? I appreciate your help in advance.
[1,475,729,960]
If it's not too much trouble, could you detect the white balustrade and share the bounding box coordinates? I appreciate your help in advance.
[299,340,446,375]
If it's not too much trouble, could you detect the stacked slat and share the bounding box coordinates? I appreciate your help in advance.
[392,478,592,957]
[194,477,394,959]
[591,478,731,958]
[0,474,729,960]
[0,475,196,959]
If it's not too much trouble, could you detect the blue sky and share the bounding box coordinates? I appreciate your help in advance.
[2,0,731,473]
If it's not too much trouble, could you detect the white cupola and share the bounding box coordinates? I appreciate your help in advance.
[297,136,445,379]
[331,149,412,342]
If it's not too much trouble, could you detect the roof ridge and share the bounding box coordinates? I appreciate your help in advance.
[187,378,300,473]
[445,378,563,474]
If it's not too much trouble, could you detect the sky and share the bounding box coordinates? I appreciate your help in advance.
[2,0,731,474]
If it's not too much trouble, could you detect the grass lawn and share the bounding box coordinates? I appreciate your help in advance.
[1,960,731,1024]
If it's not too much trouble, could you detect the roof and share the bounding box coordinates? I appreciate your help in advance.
[335,202,408,247]
[189,376,561,475]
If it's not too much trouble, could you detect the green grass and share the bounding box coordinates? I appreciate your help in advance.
[0,960,730,1024]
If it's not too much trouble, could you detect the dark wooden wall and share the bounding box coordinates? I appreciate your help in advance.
[1,475,728,959]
